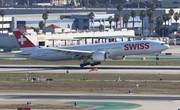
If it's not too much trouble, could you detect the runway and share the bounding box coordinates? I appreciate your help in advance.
[0,93,179,110]
[0,65,180,74]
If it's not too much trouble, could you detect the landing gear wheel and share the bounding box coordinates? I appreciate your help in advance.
[90,63,95,66]
[156,57,159,60]
[80,64,84,67]
[97,61,101,65]
[85,62,90,65]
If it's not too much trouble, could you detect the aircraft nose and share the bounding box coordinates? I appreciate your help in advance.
[167,45,170,49]
[166,44,170,49]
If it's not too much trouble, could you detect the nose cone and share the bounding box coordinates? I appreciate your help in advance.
[166,44,170,49]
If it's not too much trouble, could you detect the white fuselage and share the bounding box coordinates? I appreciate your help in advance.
[16,40,170,61]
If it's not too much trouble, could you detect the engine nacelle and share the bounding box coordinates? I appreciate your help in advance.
[109,56,126,60]
[92,51,108,61]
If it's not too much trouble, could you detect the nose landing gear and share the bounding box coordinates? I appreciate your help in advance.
[155,53,160,65]
[156,53,159,60]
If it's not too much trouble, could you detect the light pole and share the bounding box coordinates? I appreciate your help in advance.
[162,29,164,37]
[27,0,29,6]
[145,6,148,38]
[1,0,3,6]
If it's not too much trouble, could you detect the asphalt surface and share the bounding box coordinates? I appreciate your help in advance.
[0,65,180,74]
[6,94,180,101]
[0,93,180,110]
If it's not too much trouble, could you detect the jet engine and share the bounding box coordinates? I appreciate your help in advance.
[109,56,126,60]
[92,51,108,61]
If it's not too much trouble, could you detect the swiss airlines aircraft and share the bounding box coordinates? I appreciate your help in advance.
[13,30,170,67]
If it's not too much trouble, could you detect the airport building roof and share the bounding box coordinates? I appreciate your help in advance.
[0,7,171,17]
[45,24,61,29]
[18,25,33,30]
[47,38,80,41]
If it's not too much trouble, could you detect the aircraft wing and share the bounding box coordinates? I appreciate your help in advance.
[50,48,92,56]
[16,52,31,56]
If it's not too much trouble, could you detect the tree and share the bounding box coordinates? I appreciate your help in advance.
[156,16,163,36]
[147,9,153,37]
[114,14,120,28]
[173,12,180,30]
[148,17,154,37]
[0,10,5,33]
[123,14,130,28]
[150,2,156,22]
[150,2,156,12]
[81,0,87,7]
[99,24,104,31]
[39,21,45,30]
[66,0,70,6]
[116,3,123,28]
[167,13,171,26]
[169,8,174,23]
[131,10,136,29]
[140,10,146,37]
[42,12,48,27]
[163,13,168,28]
[163,13,169,36]
[105,2,110,9]
[70,0,75,6]
[89,0,99,7]
[88,12,95,29]
[108,16,113,29]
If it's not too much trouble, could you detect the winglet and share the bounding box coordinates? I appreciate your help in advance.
[13,30,36,48]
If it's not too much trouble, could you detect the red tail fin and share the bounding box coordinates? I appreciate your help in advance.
[13,30,36,48]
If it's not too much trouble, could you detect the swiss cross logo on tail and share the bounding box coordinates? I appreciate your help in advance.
[18,35,26,45]
[13,30,36,48]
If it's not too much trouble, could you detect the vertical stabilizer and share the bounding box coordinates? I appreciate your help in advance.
[13,30,36,49]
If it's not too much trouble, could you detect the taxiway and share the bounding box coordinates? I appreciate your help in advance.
[0,93,179,110]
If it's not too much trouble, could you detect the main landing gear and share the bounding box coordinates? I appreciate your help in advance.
[80,61,101,67]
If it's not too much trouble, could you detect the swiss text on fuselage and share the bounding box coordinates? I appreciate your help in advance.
[124,42,150,50]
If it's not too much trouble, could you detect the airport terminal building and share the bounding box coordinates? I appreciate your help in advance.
[1,7,180,33]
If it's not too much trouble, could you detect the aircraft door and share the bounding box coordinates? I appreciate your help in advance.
[150,43,154,49]
[93,46,97,51]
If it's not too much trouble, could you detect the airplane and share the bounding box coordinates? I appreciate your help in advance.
[13,30,170,67]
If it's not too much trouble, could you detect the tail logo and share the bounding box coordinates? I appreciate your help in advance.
[18,35,26,45]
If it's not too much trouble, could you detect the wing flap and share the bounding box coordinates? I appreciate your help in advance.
[16,52,31,56]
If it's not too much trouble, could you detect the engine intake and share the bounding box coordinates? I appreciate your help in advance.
[92,51,108,61]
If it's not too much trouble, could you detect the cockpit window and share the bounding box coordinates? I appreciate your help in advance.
[161,43,165,45]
